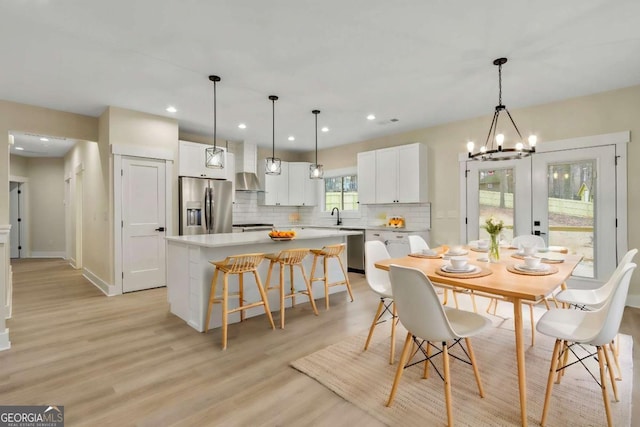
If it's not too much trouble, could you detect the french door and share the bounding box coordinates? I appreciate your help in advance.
[465,143,621,288]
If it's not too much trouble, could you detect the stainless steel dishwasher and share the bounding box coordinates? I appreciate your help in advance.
[340,228,365,274]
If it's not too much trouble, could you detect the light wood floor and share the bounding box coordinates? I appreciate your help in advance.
[1,258,638,426]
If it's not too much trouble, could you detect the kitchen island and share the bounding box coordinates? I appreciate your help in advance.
[165,228,362,332]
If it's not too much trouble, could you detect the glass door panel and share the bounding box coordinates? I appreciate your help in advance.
[478,168,515,242]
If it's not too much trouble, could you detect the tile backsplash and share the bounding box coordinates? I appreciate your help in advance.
[232,191,430,229]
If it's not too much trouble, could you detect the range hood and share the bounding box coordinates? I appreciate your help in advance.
[235,172,262,192]
[233,142,263,191]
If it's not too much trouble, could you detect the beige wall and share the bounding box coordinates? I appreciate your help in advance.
[9,155,27,177]
[25,158,65,254]
[313,84,640,298]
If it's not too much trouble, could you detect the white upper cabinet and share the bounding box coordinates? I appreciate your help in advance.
[225,152,235,203]
[178,140,227,179]
[288,162,317,206]
[357,150,376,204]
[258,161,317,206]
[358,143,428,204]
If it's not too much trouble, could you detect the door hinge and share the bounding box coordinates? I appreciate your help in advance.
[17,190,21,194]
[121,220,124,228]
[122,272,124,279]
[18,246,22,250]
[616,218,618,228]
[464,169,470,178]
[121,169,124,176]
[17,218,21,222]
[465,217,468,224]
[615,155,620,166]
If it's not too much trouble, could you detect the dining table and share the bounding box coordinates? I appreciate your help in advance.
[374,246,583,427]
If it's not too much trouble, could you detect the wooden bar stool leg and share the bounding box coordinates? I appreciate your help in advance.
[221,273,229,350]
[253,270,275,330]
[335,255,354,302]
[239,272,245,322]
[299,264,318,315]
[324,256,330,309]
[309,254,319,287]
[289,264,296,308]
[279,261,285,329]
[205,268,220,333]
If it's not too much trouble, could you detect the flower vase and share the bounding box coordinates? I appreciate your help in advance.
[489,233,500,262]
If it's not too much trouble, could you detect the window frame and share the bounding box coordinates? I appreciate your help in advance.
[320,167,361,220]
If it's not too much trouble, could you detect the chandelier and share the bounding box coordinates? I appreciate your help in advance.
[265,95,281,175]
[309,109,324,179]
[467,58,537,161]
[205,75,225,169]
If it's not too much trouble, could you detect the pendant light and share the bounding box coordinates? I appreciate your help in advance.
[309,109,324,179]
[205,75,225,169]
[466,58,537,161]
[265,95,281,175]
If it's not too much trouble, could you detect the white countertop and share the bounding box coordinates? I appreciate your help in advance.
[293,224,430,232]
[165,228,362,248]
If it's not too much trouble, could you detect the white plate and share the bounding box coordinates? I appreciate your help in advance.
[442,264,476,273]
[538,252,565,262]
[515,264,549,272]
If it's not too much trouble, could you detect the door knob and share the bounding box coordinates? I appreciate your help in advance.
[155,227,166,232]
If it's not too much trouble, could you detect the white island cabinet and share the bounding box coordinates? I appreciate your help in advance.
[165,229,362,332]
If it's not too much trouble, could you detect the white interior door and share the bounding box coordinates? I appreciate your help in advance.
[532,146,617,288]
[122,157,166,293]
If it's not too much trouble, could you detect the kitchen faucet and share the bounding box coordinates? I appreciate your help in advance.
[331,207,342,226]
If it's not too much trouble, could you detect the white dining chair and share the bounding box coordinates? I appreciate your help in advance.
[407,235,476,311]
[554,248,637,380]
[511,234,546,250]
[363,240,397,364]
[386,264,491,427]
[536,262,636,427]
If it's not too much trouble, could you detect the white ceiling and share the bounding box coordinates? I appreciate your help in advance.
[9,132,77,158]
[2,1,640,154]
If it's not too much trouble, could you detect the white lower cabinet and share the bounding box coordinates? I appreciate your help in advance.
[365,229,430,258]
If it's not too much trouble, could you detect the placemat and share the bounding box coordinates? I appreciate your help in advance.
[507,264,559,276]
[408,252,442,259]
[470,247,489,253]
[435,265,492,279]
[511,253,565,263]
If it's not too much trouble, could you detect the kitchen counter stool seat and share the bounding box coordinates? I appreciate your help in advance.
[265,248,319,328]
[309,243,354,309]
[204,253,275,350]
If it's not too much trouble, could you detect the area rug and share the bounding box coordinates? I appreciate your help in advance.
[291,325,633,426]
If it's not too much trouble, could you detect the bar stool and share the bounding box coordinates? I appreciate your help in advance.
[264,248,319,329]
[204,253,275,350]
[309,243,354,309]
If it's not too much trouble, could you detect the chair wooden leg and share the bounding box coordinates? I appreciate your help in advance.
[609,341,622,381]
[279,262,285,329]
[309,254,319,286]
[465,337,484,398]
[442,289,449,305]
[423,341,431,379]
[324,256,330,310]
[253,270,275,330]
[443,342,454,427]
[597,346,614,427]
[541,339,562,426]
[386,332,413,407]
[529,304,535,347]
[470,291,478,313]
[239,272,245,322]
[602,344,619,402]
[452,291,459,309]
[289,264,296,308]
[492,298,498,315]
[265,260,275,291]
[221,273,229,350]
[337,255,354,302]
[205,268,219,333]
[364,299,384,351]
[389,302,396,365]
[299,264,318,316]
[556,340,569,383]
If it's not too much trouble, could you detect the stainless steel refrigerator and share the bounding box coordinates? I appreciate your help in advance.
[179,177,233,235]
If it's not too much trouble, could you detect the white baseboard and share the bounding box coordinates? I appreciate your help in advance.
[626,294,640,308]
[83,268,120,296]
[0,328,11,351]
[30,251,66,258]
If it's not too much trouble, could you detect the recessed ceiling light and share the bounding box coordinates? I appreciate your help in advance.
[321,127,329,132]
[16,147,24,150]
[367,114,376,120]
[288,136,295,141]
[166,106,177,113]
[238,123,247,129]
[40,137,49,142]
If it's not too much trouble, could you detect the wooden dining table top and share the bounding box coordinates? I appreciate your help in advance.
[374,249,583,302]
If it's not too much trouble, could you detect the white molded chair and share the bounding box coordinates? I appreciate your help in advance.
[386,265,491,427]
[511,234,546,250]
[363,241,397,364]
[554,248,637,380]
[536,262,636,427]
[407,235,429,253]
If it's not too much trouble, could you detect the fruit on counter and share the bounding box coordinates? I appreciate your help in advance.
[269,230,296,238]
[387,216,405,227]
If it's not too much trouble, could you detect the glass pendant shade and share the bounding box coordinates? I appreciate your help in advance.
[205,74,225,169]
[265,157,281,175]
[205,146,225,169]
[309,163,324,179]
